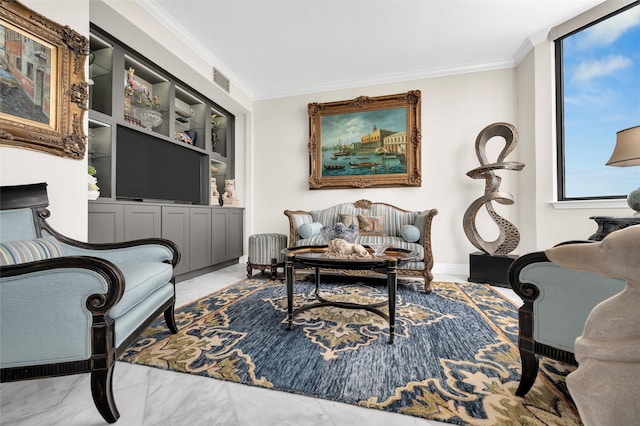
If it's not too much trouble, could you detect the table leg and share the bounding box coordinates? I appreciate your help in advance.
[387,261,397,344]
[286,259,294,329]
[314,267,321,296]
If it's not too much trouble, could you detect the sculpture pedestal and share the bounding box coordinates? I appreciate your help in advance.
[468,252,517,288]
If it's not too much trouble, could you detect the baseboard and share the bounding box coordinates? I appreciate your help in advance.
[432,263,468,276]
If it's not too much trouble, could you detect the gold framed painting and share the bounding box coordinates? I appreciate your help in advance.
[0,0,89,159]
[308,90,421,189]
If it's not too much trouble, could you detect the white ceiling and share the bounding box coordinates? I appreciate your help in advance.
[139,0,604,100]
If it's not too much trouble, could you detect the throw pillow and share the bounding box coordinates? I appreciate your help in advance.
[338,213,359,228]
[357,215,386,235]
[0,238,65,265]
[400,225,421,243]
[298,222,324,239]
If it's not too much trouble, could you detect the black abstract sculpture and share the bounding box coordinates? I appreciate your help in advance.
[463,122,524,256]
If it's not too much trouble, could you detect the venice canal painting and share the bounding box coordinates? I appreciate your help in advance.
[321,107,407,177]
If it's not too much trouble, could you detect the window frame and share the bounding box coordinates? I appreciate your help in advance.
[554,1,639,201]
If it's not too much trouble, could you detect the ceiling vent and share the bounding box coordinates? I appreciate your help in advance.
[213,68,230,93]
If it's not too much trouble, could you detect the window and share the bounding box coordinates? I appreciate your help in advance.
[556,3,640,200]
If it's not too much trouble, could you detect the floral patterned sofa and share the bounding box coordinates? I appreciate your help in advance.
[284,199,438,292]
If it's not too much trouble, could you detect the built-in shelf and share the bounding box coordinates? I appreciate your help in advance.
[88,25,235,206]
[88,24,242,278]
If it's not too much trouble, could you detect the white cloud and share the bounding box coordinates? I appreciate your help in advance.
[577,6,640,49]
[573,55,632,82]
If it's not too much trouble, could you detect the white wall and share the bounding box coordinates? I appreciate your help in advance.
[252,69,519,271]
[0,0,90,240]
[516,39,631,253]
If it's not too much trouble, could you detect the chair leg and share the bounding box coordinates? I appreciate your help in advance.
[164,303,179,334]
[270,258,278,279]
[91,366,119,423]
[516,347,539,397]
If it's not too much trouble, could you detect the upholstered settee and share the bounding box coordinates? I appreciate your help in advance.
[284,199,438,292]
[0,183,180,423]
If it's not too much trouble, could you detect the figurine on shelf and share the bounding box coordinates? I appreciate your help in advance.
[88,165,100,200]
[152,95,167,111]
[222,179,238,207]
[210,177,220,206]
[125,67,152,107]
[211,114,223,151]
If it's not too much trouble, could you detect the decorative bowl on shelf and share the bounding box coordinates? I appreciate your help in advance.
[321,223,358,244]
[134,108,163,130]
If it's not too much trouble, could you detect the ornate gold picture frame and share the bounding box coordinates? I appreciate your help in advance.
[0,0,88,159]
[308,90,421,189]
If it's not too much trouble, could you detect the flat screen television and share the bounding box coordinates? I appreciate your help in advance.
[116,125,203,204]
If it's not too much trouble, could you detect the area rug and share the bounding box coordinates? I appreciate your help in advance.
[120,277,582,425]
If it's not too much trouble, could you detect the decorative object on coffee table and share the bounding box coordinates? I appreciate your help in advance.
[463,122,524,286]
[321,223,358,244]
[369,242,391,257]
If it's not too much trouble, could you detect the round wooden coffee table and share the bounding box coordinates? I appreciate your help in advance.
[282,245,419,343]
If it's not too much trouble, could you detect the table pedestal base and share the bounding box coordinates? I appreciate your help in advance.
[287,265,397,343]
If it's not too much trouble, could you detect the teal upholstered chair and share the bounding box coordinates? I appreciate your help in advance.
[508,242,625,396]
[0,183,180,423]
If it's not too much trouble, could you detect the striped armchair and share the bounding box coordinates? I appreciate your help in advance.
[284,199,437,292]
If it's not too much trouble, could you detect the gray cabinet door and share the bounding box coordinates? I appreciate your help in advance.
[124,205,162,240]
[228,209,244,259]
[211,208,229,264]
[162,206,190,276]
[189,207,212,271]
[88,203,124,243]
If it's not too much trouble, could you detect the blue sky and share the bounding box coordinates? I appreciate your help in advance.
[562,4,640,198]
[321,108,406,148]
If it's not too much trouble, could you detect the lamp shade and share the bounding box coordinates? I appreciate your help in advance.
[606,126,640,167]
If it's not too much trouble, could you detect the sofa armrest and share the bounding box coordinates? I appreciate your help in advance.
[414,209,438,269]
[0,256,124,367]
[284,209,313,245]
[509,251,625,352]
[41,226,180,268]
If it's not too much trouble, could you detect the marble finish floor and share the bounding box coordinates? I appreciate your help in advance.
[0,263,520,426]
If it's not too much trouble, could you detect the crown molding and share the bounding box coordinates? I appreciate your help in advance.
[513,28,550,66]
[252,59,515,101]
[134,0,256,99]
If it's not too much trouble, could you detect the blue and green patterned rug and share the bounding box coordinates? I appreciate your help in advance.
[120,277,582,425]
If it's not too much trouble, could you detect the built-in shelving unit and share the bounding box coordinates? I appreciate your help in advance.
[87,25,242,279]
[87,25,235,205]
